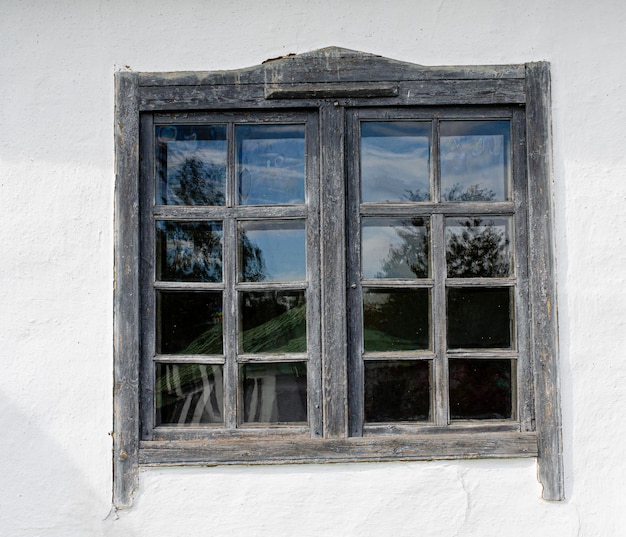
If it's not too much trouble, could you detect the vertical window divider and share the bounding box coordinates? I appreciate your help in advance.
[223,121,238,429]
[319,103,348,438]
[346,109,364,437]
[431,117,448,425]
[305,112,323,438]
[140,112,156,439]
[432,213,449,426]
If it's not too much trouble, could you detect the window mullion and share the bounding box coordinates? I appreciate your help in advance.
[319,103,348,438]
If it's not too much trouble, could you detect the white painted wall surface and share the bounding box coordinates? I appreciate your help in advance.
[1,0,625,535]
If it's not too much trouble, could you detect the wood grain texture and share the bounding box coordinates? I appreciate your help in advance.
[139,432,537,465]
[113,71,140,508]
[525,62,564,501]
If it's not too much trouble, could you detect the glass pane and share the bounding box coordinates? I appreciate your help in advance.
[440,121,510,201]
[240,291,306,353]
[362,217,429,279]
[446,217,511,278]
[242,362,307,423]
[363,289,430,351]
[157,291,223,354]
[236,124,305,205]
[447,287,512,349]
[364,361,431,422]
[449,359,513,419]
[239,220,306,282]
[361,121,431,202]
[156,221,223,282]
[156,363,223,425]
[156,125,226,205]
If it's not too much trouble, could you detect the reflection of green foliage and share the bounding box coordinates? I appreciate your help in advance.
[183,323,223,354]
[447,218,509,277]
[242,303,306,353]
[444,182,496,202]
[363,327,420,351]
[182,303,307,355]
[363,290,430,351]
[174,157,225,205]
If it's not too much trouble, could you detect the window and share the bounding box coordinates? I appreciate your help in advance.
[114,48,562,506]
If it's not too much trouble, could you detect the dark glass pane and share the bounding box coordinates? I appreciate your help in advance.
[361,121,431,202]
[156,221,223,282]
[156,125,226,206]
[239,220,306,282]
[363,289,430,351]
[446,217,511,278]
[440,121,510,202]
[236,124,305,205]
[364,361,431,422]
[242,362,307,423]
[240,291,306,353]
[447,287,512,349]
[362,217,429,279]
[449,359,513,419]
[157,292,223,354]
[156,363,223,425]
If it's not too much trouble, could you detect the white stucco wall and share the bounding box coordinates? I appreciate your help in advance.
[1,0,625,535]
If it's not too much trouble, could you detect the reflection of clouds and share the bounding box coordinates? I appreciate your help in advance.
[440,134,508,200]
[361,136,429,201]
[362,226,397,278]
[239,138,305,204]
[166,141,227,181]
[243,226,306,281]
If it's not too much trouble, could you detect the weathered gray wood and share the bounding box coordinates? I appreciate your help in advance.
[152,205,308,220]
[320,104,348,438]
[345,109,364,437]
[432,214,448,426]
[265,83,398,99]
[360,201,515,216]
[525,62,564,501]
[137,79,525,111]
[139,432,537,465]
[137,47,524,87]
[304,113,323,439]
[512,107,535,432]
[139,113,156,440]
[113,71,140,509]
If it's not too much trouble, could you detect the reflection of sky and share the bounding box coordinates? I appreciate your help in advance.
[361,135,430,202]
[166,140,227,182]
[361,219,427,278]
[440,121,510,200]
[238,134,305,205]
[240,222,306,281]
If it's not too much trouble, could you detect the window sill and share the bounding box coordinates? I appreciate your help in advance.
[139,431,537,466]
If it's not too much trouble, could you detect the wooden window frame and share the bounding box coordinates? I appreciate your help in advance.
[114,48,562,507]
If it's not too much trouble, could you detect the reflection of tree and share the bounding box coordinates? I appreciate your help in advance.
[240,231,266,282]
[446,218,509,277]
[160,223,222,282]
[444,182,495,202]
[374,189,429,279]
[375,219,429,279]
[172,157,225,205]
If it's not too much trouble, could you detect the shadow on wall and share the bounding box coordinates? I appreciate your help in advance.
[0,391,110,536]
